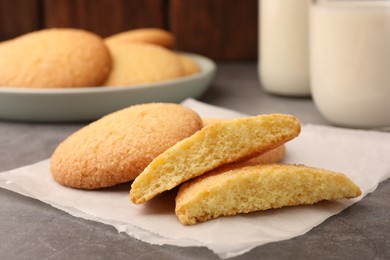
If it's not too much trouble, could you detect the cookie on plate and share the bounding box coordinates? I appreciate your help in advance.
[51,103,202,189]
[175,163,362,225]
[0,28,111,88]
[179,55,200,76]
[105,28,175,49]
[104,43,184,86]
[130,114,301,204]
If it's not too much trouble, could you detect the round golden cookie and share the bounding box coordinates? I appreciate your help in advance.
[179,55,200,76]
[50,103,202,189]
[105,28,175,49]
[104,43,184,86]
[0,28,112,88]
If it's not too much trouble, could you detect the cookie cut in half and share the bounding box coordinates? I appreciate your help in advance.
[51,103,202,189]
[202,117,286,166]
[175,164,362,225]
[240,144,285,166]
[130,114,301,204]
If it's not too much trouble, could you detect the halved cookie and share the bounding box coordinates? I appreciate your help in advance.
[202,117,286,166]
[130,114,301,204]
[51,103,202,189]
[241,144,285,166]
[175,164,362,225]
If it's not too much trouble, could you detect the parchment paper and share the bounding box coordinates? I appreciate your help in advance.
[1,99,390,258]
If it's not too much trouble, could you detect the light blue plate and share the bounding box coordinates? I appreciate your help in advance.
[0,53,216,122]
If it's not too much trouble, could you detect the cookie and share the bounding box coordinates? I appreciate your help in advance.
[202,118,227,127]
[202,117,286,165]
[241,144,285,166]
[130,114,301,204]
[104,43,184,86]
[175,164,361,225]
[51,103,202,189]
[179,55,200,76]
[105,28,175,48]
[0,28,111,88]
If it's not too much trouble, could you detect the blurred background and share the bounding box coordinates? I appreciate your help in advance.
[0,0,258,61]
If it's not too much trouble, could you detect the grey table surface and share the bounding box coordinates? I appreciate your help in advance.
[0,63,389,260]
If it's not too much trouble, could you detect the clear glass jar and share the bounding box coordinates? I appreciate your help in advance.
[310,0,390,129]
[259,0,311,96]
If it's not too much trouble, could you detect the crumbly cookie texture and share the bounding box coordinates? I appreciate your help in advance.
[175,163,362,225]
[130,114,301,204]
[0,28,111,88]
[105,28,175,49]
[104,43,184,86]
[50,103,202,189]
[202,117,286,166]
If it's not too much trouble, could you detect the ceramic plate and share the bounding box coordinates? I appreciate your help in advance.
[0,53,216,122]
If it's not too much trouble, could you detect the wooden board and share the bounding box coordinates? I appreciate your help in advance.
[0,0,41,41]
[0,0,258,60]
[43,0,166,37]
[169,0,258,60]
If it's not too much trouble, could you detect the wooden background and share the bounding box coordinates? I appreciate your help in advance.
[0,0,258,61]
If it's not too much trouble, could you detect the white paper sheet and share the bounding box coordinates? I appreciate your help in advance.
[1,99,390,259]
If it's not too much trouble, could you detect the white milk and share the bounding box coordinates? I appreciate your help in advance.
[259,0,310,96]
[310,1,390,128]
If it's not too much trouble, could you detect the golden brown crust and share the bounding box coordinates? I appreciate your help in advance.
[175,164,362,225]
[104,43,183,86]
[179,55,200,76]
[0,28,111,88]
[130,114,301,204]
[105,28,175,49]
[239,145,285,166]
[50,103,202,189]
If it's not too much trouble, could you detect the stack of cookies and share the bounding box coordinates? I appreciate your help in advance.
[50,103,361,225]
[0,28,199,88]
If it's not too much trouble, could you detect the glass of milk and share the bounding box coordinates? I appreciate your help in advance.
[259,0,311,96]
[310,0,390,129]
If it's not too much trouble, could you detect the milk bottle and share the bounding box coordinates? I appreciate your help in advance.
[310,0,390,128]
[259,0,311,96]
